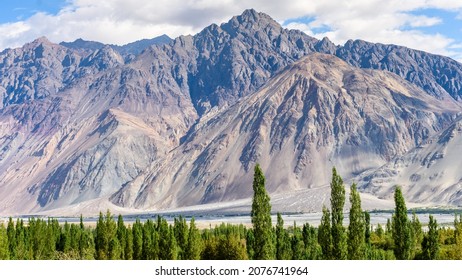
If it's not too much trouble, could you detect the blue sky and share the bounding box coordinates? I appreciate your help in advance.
[0,0,64,22]
[0,0,461,62]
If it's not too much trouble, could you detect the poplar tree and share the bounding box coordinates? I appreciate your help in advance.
[422,215,439,260]
[7,218,16,259]
[291,222,304,260]
[302,223,321,260]
[0,224,9,260]
[245,230,255,259]
[124,226,134,260]
[454,214,462,259]
[275,213,291,260]
[410,211,423,258]
[347,183,365,259]
[95,210,117,260]
[364,211,371,246]
[116,214,127,260]
[108,237,121,260]
[330,167,347,259]
[79,229,95,260]
[142,220,154,259]
[318,206,332,259]
[132,218,143,260]
[392,186,411,260]
[174,216,189,259]
[185,218,202,260]
[59,221,71,254]
[158,218,177,260]
[15,219,28,259]
[250,164,274,259]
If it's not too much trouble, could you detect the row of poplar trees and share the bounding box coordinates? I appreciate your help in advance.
[0,164,462,259]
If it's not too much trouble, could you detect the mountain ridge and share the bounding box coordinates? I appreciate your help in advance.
[111,53,461,210]
[1,9,462,215]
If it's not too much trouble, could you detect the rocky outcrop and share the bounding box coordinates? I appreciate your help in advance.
[336,39,462,101]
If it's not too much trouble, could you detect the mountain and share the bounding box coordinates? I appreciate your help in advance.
[109,53,461,210]
[60,34,172,57]
[336,39,462,101]
[1,9,462,215]
[0,37,197,214]
[356,116,462,205]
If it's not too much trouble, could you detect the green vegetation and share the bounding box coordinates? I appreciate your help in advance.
[1,165,461,260]
[250,163,274,259]
[347,183,365,259]
[392,186,412,259]
[330,167,347,260]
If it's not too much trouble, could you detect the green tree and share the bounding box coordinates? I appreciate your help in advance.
[392,186,411,260]
[174,216,189,260]
[116,215,127,260]
[158,217,177,260]
[410,211,423,259]
[95,210,117,260]
[0,224,9,260]
[291,222,305,260]
[330,167,347,260]
[15,219,30,260]
[250,164,274,259]
[216,234,248,260]
[78,229,95,260]
[275,213,291,260]
[59,221,71,254]
[184,218,202,260]
[453,214,462,259]
[245,230,255,259]
[6,218,16,259]
[124,226,134,260]
[347,183,365,259]
[422,215,439,260]
[132,219,143,260]
[302,223,321,260]
[318,206,332,259]
[69,224,82,254]
[108,237,122,260]
[142,219,154,259]
[364,211,371,246]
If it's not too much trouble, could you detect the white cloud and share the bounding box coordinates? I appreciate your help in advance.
[0,0,461,62]
[406,15,442,27]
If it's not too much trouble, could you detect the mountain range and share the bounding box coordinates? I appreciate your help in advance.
[1,9,462,215]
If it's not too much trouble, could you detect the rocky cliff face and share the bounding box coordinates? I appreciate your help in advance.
[356,116,462,205]
[1,9,462,215]
[110,54,461,210]
[336,39,462,101]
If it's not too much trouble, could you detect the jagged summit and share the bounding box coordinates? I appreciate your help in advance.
[231,8,277,26]
[60,38,105,52]
[60,35,172,57]
[35,36,52,43]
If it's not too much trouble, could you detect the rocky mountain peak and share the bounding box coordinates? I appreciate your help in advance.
[27,36,53,47]
[315,37,337,54]
[75,45,123,72]
[60,38,105,54]
[237,8,270,24]
[222,8,284,37]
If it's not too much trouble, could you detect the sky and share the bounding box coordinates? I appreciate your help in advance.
[0,0,461,62]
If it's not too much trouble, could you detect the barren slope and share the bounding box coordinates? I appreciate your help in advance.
[111,53,461,210]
